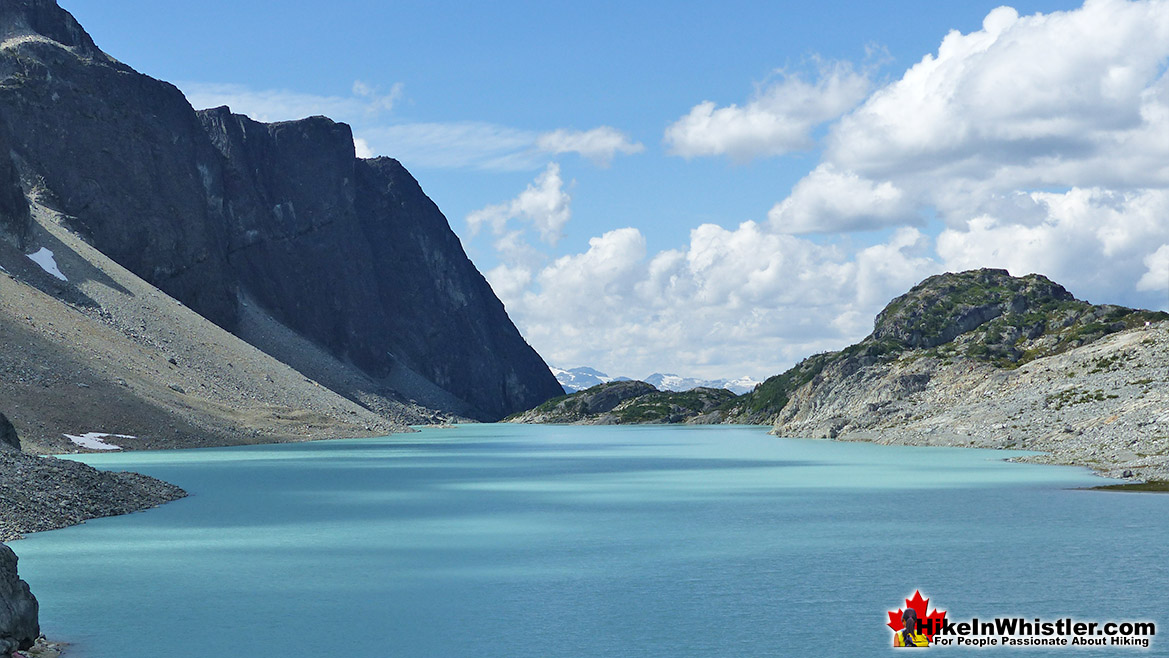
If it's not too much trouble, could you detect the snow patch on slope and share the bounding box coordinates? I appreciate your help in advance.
[63,432,133,451]
[27,247,67,281]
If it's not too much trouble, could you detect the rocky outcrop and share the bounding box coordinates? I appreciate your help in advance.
[0,410,187,540]
[870,269,1076,349]
[728,269,1167,425]
[507,381,737,425]
[0,414,18,451]
[0,542,38,655]
[0,0,561,420]
[719,269,1169,479]
[767,322,1169,480]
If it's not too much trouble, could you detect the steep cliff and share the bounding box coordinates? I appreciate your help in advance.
[199,109,560,418]
[0,3,238,326]
[0,0,561,420]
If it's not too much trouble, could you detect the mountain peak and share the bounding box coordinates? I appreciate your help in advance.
[0,0,106,59]
[870,268,1074,350]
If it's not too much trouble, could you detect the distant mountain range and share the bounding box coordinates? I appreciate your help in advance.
[550,366,759,395]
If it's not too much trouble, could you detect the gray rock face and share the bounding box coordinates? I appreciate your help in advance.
[0,414,18,451]
[198,109,560,418]
[0,1,562,419]
[0,9,238,327]
[0,123,30,247]
[0,542,38,655]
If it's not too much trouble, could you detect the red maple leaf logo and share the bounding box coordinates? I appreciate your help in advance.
[888,590,947,642]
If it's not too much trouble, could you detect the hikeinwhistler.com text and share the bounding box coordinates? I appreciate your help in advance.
[920,617,1155,648]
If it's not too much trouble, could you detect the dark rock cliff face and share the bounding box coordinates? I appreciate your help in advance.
[0,413,19,451]
[0,122,30,246]
[199,108,560,418]
[0,542,38,655]
[0,1,561,418]
[0,7,238,326]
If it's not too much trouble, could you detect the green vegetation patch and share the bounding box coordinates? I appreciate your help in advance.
[1091,480,1169,493]
[1045,387,1119,410]
[732,352,832,416]
[615,388,737,423]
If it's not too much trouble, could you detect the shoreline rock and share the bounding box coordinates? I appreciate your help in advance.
[0,542,38,655]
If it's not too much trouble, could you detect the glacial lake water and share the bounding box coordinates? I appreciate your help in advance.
[12,424,1169,657]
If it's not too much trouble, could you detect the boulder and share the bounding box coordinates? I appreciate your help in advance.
[0,542,39,655]
[0,413,19,451]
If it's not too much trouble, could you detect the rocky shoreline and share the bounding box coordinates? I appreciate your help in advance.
[0,449,187,542]
[769,321,1169,482]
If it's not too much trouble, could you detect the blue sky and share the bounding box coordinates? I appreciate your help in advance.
[65,0,1169,381]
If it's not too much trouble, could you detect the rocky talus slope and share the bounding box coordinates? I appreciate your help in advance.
[0,0,561,421]
[0,449,187,541]
[507,380,737,425]
[1,204,417,454]
[726,269,1168,479]
[765,321,1169,478]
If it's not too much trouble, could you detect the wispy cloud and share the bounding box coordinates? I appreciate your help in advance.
[536,127,644,166]
[360,122,541,170]
[180,80,403,123]
[179,81,642,171]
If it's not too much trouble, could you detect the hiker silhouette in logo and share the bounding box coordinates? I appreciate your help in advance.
[895,607,929,647]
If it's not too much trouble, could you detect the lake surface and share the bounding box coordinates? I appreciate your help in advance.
[12,424,1169,656]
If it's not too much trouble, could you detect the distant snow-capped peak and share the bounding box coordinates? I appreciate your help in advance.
[552,367,759,395]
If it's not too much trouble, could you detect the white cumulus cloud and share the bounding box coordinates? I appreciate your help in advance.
[936,188,1169,306]
[488,220,939,381]
[664,60,871,161]
[825,0,1169,213]
[1137,244,1169,294]
[767,164,915,234]
[467,163,572,245]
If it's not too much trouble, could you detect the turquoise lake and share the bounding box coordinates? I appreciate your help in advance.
[11,424,1169,656]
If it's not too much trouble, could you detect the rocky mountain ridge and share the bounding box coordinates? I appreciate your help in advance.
[0,0,561,423]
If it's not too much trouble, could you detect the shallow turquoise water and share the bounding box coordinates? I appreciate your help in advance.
[11,424,1169,656]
